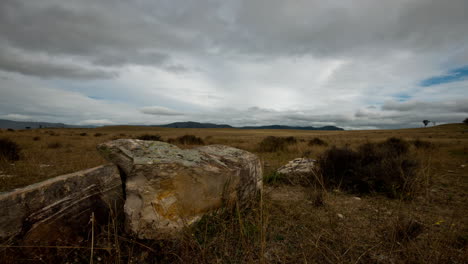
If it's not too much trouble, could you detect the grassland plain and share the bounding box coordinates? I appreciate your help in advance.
[0,124,467,263]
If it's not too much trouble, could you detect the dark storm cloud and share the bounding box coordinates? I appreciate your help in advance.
[0,45,117,79]
[2,0,467,77]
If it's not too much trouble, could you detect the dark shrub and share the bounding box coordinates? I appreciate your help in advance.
[79,132,87,136]
[174,135,204,145]
[284,136,297,144]
[308,137,328,146]
[0,138,21,161]
[137,134,163,141]
[257,136,297,152]
[94,133,104,137]
[317,146,361,189]
[263,172,286,185]
[412,139,434,149]
[318,138,421,198]
[47,142,62,149]
[32,136,41,141]
[380,137,410,156]
[7,129,14,132]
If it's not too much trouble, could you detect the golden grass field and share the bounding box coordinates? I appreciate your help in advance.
[0,124,467,263]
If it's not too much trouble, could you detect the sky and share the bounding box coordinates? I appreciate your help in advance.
[0,0,467,129]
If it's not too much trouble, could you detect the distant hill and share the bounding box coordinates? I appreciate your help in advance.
[156,121,233,128]
[156,121,344,131]
[0,119,344,131]
[240,125,344,131]
[0,119,93,129]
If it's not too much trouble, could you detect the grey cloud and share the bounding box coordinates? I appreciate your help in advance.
[2,0,467,72]
[92,52,169,67]
[0,46,117,79]
[0,0,467,128]
[382,99,468,113]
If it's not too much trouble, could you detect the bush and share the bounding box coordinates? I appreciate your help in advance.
[0,138,21,161]
[318,138,421,198]
[7,129,14,132]
[257,136,297,152]
[463,118,468,124]
[47,142,62,149]
[170,135,204,145]
[308,137,328,146]
[284,136,297,144]
[79,133,87,136]
[137,134,163,141]
[94,133,104,137]
[33,136,41,141]
[412,139,434,149]
[380,137,410,156]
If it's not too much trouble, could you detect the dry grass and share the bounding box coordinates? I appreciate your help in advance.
[0,124,467,263]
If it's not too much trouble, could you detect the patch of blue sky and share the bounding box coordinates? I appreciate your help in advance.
[420,65,468,87]
[393,93,411,102]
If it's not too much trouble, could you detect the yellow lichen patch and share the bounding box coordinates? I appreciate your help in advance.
[152,193,180,221]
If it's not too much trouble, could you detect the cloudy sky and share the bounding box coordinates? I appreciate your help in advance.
[1,0,467,129]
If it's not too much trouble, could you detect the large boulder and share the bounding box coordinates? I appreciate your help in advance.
[98,139,262,239]
[0,165,123,244]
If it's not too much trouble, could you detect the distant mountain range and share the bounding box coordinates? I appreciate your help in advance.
[0,119,344,131]
[156,121,232,129]
[0,119,94,129]
[239,124,344,131]
[157,121,344,131]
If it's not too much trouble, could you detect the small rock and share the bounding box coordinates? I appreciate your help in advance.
[277,158,315,175]
[460,164,466,168]
[353,197,361,201]
[337,213,344,219]
[447,170,455,173]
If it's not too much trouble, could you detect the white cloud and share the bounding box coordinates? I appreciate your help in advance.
[78,119,116,125]
[1,113,31,120]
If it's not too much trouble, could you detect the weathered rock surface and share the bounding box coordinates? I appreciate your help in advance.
[0,165,123,244]
[277,158,316,176]
[98,139,262,239]
[276,158,316,185]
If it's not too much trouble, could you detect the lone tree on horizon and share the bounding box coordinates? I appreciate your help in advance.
[423,120,430,127]
[464,118,468,125]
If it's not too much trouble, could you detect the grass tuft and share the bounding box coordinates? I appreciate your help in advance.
[47,142,63,149]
